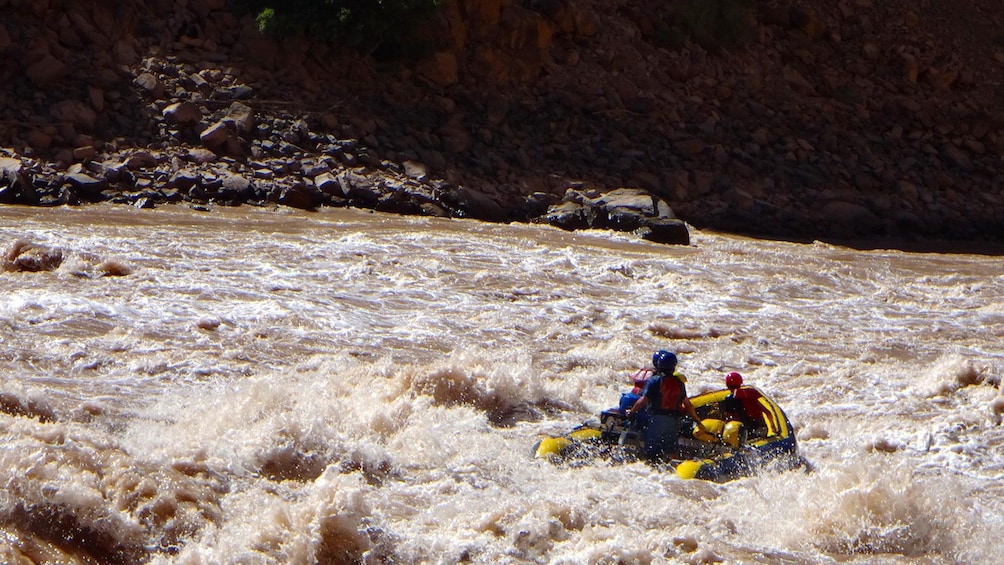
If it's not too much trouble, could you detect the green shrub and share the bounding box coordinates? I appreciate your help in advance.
[232,0,442,57]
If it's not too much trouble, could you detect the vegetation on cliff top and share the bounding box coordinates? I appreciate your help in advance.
[235,0,757,55]
[233,0,443,58]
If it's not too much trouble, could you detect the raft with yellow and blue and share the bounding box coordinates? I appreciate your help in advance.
[534,386,806,482]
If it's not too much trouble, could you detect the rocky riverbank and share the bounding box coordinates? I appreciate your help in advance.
[1,0,1003,245]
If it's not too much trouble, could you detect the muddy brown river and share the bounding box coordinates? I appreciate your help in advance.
[1,204,1002,564]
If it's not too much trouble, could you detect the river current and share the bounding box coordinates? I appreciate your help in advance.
[1,204,1002,564]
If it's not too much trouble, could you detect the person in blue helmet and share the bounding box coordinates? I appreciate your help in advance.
[626,350,708,461]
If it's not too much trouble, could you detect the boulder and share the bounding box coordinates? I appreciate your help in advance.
[278,183,322,210]
[222,102,255,135]
[313,172,340,195]
[133,72,164,99]
[65,172,108,199]
[0,157,29,204]
[442,186,508,222]
[3,240,64,272]
[636,218,690,246]
[337,171,384,204]
[25,54,69,86]
[163,102,204,126]
[540,187,689,245]
[1,157,25,185]
[200,121,245,157]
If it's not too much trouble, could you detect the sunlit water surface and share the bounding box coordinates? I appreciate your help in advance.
[1,204,1002,564]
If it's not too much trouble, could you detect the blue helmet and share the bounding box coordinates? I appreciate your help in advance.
[652,350,677,373]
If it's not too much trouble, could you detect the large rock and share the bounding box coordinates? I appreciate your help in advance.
[200,122,245,157]
[222,102,255,135]
[25,54,69,86]
[442,186,508,222]
[163,102,204,126]
[0,157,25,185]
[337,170,384,204]
[540,187,689,245]
[3,240,64,272]
[277,183,323,210]
[65,172,108,199]
[0,157,30,204]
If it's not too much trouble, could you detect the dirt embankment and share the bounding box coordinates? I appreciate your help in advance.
[1,0,1003,244]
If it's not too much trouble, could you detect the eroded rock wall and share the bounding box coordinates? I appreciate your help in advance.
[1,0,1003,242]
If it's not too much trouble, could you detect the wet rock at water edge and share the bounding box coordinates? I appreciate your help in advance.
[0,157,31,204]
[442,186,509,222]
[539,187,690,245]
[65,172,108,200]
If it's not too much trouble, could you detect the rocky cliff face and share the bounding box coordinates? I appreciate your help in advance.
[1,0,1003,243]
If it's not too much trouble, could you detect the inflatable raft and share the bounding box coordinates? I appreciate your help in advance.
[534,386,805,482]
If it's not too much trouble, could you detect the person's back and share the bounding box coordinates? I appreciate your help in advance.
[627,351,708,461]
[647,370,686,416]
[730,387,768,425]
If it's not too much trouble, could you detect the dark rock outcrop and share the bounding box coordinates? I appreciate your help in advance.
[1,0,1003,245]
[544,187,689,245]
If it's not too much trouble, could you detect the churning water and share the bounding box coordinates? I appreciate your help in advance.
[1,204,1002,564]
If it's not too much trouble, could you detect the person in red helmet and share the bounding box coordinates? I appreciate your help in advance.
[725,371,743,390]
[721,372,775,437]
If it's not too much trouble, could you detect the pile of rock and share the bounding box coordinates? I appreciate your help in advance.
[1,0,1002,244]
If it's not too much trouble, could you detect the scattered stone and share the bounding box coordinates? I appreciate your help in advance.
[338,171,383,204]
[941,144,974,171]
[163,102,204,126]
[187,148,217,164]
[0,157,26,187]
[133,72,164,98]
[73,146,96,161]
[222,102,255,135]
[124,151,159,170]
[200,121,234,149]
[403,161,428,180]
[821,201,882,236]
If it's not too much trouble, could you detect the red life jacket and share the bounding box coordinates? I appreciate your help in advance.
[728,387,768,425]
[656,372,686,414]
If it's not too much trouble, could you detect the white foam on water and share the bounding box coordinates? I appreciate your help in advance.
[2,205,1004,563]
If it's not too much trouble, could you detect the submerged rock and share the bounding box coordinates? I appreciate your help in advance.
[3,239,64,272]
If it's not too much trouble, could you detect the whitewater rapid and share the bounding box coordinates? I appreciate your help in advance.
[1,204,1002,564]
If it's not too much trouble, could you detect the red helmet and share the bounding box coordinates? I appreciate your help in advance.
[725,372,743,389]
